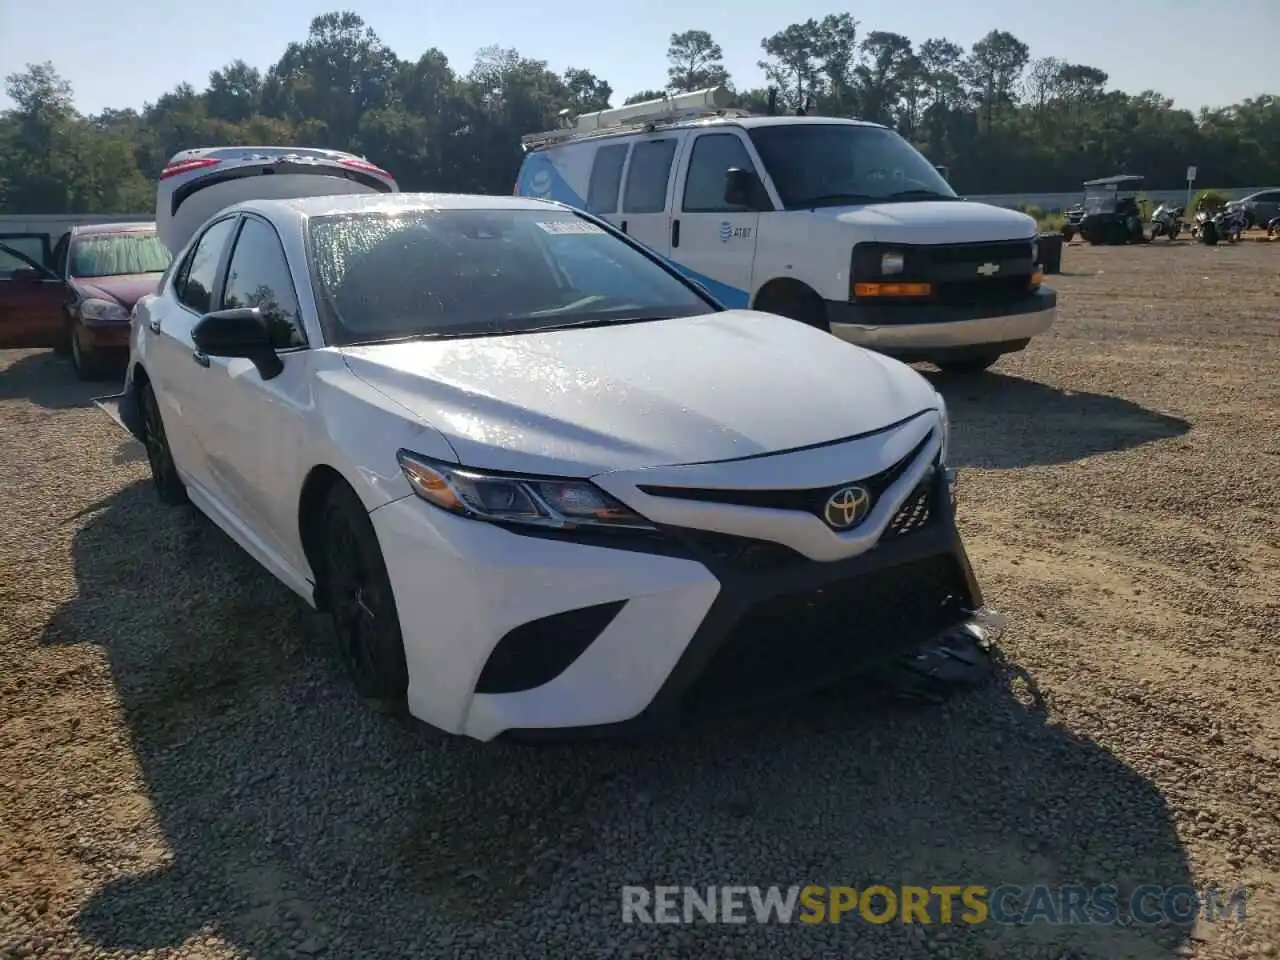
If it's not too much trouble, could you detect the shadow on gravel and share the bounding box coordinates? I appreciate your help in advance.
[0,349,123,409]
[924,370,1191,470]
[49,481,1194,959]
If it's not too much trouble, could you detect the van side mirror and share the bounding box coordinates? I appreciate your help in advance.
[192,307,283,380]
[724,168,761,210]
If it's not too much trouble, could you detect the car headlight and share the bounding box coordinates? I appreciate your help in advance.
[880,251,905,276]
[80,298,129,322]
[396,450,656,532]
[1030,240,1039,264]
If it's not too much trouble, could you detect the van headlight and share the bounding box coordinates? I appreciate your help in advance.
[880,251,905,276]
[1030,239,1039,265]
[397,450,656,532]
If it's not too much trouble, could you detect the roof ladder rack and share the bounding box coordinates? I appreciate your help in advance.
[521,86,748,151]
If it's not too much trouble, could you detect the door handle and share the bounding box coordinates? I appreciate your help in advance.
[671,219,681,248]
[192,350,210,367]
[149,317,161,334]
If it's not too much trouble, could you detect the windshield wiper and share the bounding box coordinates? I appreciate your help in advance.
[526,315,672,334]
[884,189,958,201]
[792,193,878,208]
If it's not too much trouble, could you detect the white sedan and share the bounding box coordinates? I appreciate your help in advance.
[105,183,989,741]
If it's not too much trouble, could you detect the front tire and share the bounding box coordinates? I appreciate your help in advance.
[70,322,113,381]
[753,284,829,331]
[318,482,409,712]
[934,353,1001,374]
[140,382,188,505]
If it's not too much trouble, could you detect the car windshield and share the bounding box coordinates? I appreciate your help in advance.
[307,208,717,345]
[747,124,957,209]
[1084,189,1118,214]
[69,233,172,278]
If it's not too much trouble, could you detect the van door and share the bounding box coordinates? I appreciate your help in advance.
[616,135,685,258]
[668,130,766,309]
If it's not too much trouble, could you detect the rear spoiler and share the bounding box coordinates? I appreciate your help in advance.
[168,158,395,217]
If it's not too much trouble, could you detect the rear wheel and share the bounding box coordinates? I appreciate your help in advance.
[934,353,1001,374]
[753,284,829,331]
[318,482,409,712]
[140,381,188,505]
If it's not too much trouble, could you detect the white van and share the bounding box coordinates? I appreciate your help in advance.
[515,88,1056,373]
[155,146,399,255]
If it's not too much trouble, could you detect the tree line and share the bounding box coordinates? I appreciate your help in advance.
[1,10,1277,216]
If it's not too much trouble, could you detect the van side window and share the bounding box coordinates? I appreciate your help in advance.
[622,139,678,214]
[221,217,307,348]
[683,134,760,213]
[587,144,628,214]
[176,218,237,314]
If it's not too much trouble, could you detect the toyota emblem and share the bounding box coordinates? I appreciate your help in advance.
[823,485,872,530]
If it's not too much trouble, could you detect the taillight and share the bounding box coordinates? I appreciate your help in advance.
[159,157,221,180]
[339,157,393,180]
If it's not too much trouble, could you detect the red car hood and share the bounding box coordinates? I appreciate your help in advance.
[71,273,163,309]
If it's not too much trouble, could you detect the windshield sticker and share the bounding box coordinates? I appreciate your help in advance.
[535,220,606,236]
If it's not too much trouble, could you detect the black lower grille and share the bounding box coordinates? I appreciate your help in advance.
[677,529,806,572]
[884,474,936,539]
[680,553,969,713]
[935,276,1036,305]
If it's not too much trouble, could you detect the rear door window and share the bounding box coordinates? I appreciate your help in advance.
[587,144,628,214]
[622,139,678,214]
[0,234,51,277]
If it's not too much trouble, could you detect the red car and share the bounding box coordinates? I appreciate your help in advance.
[0,221,172,379]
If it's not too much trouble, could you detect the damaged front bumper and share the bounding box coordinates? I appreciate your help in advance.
[93,388,144,445]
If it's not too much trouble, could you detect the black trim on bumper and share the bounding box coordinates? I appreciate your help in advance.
[503,472,984,741]
[825,285,1056,327]
[476,599,627,694]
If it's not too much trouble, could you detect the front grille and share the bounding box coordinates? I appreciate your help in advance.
[884,472,935,539]
[680,553,970,714]
[935,276,1036,306]
[676,529,806,573]
[927,240,1033,266]
[637,429,933,531]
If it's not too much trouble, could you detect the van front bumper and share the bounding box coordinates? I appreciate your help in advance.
[826,287,1056,361]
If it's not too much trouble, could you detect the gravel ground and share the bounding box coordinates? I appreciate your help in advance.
[1,240,1278,959]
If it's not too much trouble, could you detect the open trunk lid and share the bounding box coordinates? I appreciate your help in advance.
[155,146,399,255]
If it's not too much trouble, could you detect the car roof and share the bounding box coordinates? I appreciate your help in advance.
[237,192,565,223]
[71,221,155,237]
[533,113,885,152]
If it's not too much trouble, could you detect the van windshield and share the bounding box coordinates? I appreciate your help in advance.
[308,208,717,346]
[747,124,957,210]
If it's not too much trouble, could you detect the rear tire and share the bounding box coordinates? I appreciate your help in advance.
[317,482,409,712]
[140,382,188,505]
[753,284,829,332]
[934,353,1001,374]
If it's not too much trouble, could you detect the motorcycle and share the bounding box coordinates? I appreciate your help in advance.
[1195,206,1248,245]
[1149,203,1183,240]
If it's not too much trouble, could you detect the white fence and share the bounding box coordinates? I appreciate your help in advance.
[0,185,1270,233]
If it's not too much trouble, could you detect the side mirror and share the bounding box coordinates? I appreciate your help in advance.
[935,165,950,183]
[724,167,759,209]
[192,307,284,380]
[11,267,49,285]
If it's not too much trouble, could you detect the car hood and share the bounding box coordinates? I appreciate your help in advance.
[813,200,1037,244]
[72,273,163,309]
[339,310,939,477]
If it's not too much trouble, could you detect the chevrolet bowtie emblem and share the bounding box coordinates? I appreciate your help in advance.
[976,262,1000,277]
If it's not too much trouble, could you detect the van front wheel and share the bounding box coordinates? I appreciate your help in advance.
[753,283,829,332]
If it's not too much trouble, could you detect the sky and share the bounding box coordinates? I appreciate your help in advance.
[1,0,1276,116]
